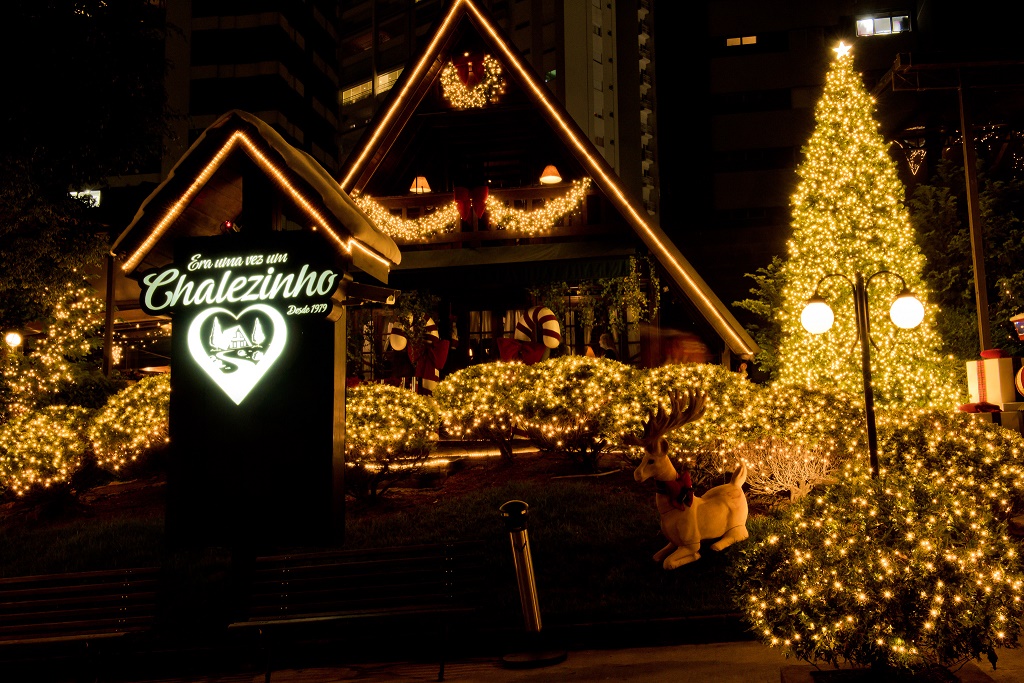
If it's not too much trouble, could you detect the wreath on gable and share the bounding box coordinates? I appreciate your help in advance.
[440,54,505,108]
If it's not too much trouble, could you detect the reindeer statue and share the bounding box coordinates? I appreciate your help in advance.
[626,390,749,570]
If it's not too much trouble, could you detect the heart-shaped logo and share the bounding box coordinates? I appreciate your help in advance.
[186,304,287,405]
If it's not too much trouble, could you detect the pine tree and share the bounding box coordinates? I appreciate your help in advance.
[775,43,961,407]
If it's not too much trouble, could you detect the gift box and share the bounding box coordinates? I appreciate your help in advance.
[969,410,1024,435]
[966,356,1022,405]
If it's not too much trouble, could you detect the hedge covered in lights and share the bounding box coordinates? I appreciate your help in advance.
[345,383,439,500]
[732,466,1024,673]
[877,407,1024,520]
[87,374,170,474]
[513,355,645,471]
[0,405,92,497]
[434,361,524,462]
[640,364,863,492]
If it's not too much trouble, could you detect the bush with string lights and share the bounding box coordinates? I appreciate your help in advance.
[732,464,1024,675]
[513,355,645,471]
[0,405,92,498]
[434,361,525,463]
[640,365,862,492]
[345,383,439,500]
[877,407,1024,520]
[87,374,170,475]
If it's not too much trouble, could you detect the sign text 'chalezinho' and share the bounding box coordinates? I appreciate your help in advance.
[140,252,340,315]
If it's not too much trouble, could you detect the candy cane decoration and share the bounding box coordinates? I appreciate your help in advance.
[515,306,561,349]
[388,316,438,350]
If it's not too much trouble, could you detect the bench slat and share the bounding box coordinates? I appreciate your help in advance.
[0,567,160,651]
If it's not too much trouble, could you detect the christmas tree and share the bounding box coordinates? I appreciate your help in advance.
[775,42,960,406]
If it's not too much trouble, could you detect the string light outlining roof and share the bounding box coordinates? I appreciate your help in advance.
[112,111,400,282]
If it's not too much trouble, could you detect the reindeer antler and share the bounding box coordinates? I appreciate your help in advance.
[625,389,706,447]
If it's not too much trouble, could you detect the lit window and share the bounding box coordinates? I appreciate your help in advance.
[856,14,911,36]
[376,68,403,94]
[726,35,757,47]
[342,81,372,106]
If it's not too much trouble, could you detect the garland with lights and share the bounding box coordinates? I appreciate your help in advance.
[353,194,461,241]
[87,374,170,474]
[354,179,592,242]
[731,465,1024,673]
[345,382,439,500]
[0,405,91,498]
[434,361,525,462]
[440,55,505,109]
[773,43,960,406]
[485,178,592,236]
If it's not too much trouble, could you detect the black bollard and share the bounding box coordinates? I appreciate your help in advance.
[498,500,567,669]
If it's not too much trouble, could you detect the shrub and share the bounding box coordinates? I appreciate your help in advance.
[728,435,836,502]
[434,361,524,462]
[638,364,759,487]
[639,367,864,491]
[87,374,170,475]
[0,405,92,497]
[345,383,438,500]
[877,407,1024,520]
[514,355,644,471]
[732,466,1024,674]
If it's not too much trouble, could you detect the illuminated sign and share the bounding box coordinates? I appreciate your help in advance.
[138,234,342,405]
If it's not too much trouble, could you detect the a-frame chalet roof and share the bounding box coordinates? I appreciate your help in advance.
[338,0,757,358]
[111,110,400,283]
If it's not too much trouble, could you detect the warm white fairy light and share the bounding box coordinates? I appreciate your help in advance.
[775,43,961,406]
[345,383,439,499]
[0,406,91,497]
[440,54,505,109]
[346,383,438,460]
[513,355,647,470]
[352,195,461,241]
[734,465,1024,671]
[485,178,591,236]
[87,374,170,473]
[2,283,105,418]
[434,361,525,462]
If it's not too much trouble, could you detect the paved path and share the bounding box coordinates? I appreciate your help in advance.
[121,641,1024,682]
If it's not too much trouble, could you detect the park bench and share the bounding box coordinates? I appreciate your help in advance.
[0,566,161,678]
[229,540,486,682]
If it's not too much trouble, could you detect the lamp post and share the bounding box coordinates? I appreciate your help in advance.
[800,271,924,478]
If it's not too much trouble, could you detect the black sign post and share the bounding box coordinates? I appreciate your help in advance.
[139,230,348,550]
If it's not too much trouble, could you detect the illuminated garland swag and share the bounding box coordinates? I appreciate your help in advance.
[354,178,592,242]
[440,55,505,109]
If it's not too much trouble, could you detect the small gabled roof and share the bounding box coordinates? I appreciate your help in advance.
[111,110,400,283]
[338,0,757,358]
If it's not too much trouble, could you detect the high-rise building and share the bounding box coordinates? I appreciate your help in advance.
[164,1,344,175]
